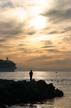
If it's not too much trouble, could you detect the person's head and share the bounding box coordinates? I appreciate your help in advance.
[30,70,32,72]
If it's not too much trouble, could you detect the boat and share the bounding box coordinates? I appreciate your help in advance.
[0,57,16,72]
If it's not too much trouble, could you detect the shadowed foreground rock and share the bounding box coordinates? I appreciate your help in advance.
[0,79,64,105]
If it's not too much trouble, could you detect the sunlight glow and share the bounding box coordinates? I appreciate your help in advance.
[28,35,54,44]
[13,8,26,22]
[30,16,46,31]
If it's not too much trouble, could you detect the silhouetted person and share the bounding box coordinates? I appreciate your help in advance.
[29,70,33,81]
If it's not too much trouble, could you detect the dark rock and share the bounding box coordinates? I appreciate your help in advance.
[0,79,64,105]
[55,89,64,97]
[0,104,7,108]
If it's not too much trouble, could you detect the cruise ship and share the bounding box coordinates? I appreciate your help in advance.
[0,58,16,72]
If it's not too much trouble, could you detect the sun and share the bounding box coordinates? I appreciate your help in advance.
[30,16,46,31]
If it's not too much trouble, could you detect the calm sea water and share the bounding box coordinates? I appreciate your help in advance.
[0,71,71,108]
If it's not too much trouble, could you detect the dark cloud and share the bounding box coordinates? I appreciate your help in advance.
[41,40,55,49]
[43,0,71,23]
[29,55,52,62]
[18,43,27,47]
[25,55,71,71]
[0,21,23,37]
[18,47,30,53]
[18,47,42,54]
[26,55,52,70]
[44,8,71,23]
[27,31,36,35]
[61,51,71,54]
[0,0,14,9]
[41,40,53,45]
[55,0,71,9]
[60,26,71,33]
[53,58,71,64]
[0,44,12,48]
[0,38,7,42]
[63,27,71,32]
[48,49,60,53]
[63,36,71,43]
[42,45,54,49]
[48,31,59,34]
[46,58,71,71]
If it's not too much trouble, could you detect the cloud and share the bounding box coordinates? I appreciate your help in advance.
[0,21,23,37]
[48,49,60,53]
[41,40,53,44]
[42,0,71,23]
[44,8,71,23]
[23,54,71,71]
[0,38,7,42]
[42,45,54,49]
[18,46,42,54]
[47,58,71,71]
[64,27,71,32]
[41,40,55,49]
[63,36,71,43]
[0,0,71,71]
[0,0,14,9]
[48,31,59,34]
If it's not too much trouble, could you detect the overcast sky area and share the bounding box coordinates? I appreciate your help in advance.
[0,0,71,71]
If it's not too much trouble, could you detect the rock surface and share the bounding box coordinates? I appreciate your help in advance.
[0,79,64,105]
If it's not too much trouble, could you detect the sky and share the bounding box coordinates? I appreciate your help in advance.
[0,0,71,71]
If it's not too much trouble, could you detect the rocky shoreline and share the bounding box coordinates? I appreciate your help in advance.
[0,79,64,106]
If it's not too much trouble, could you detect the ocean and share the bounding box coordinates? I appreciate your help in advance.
[0,71,71,108]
